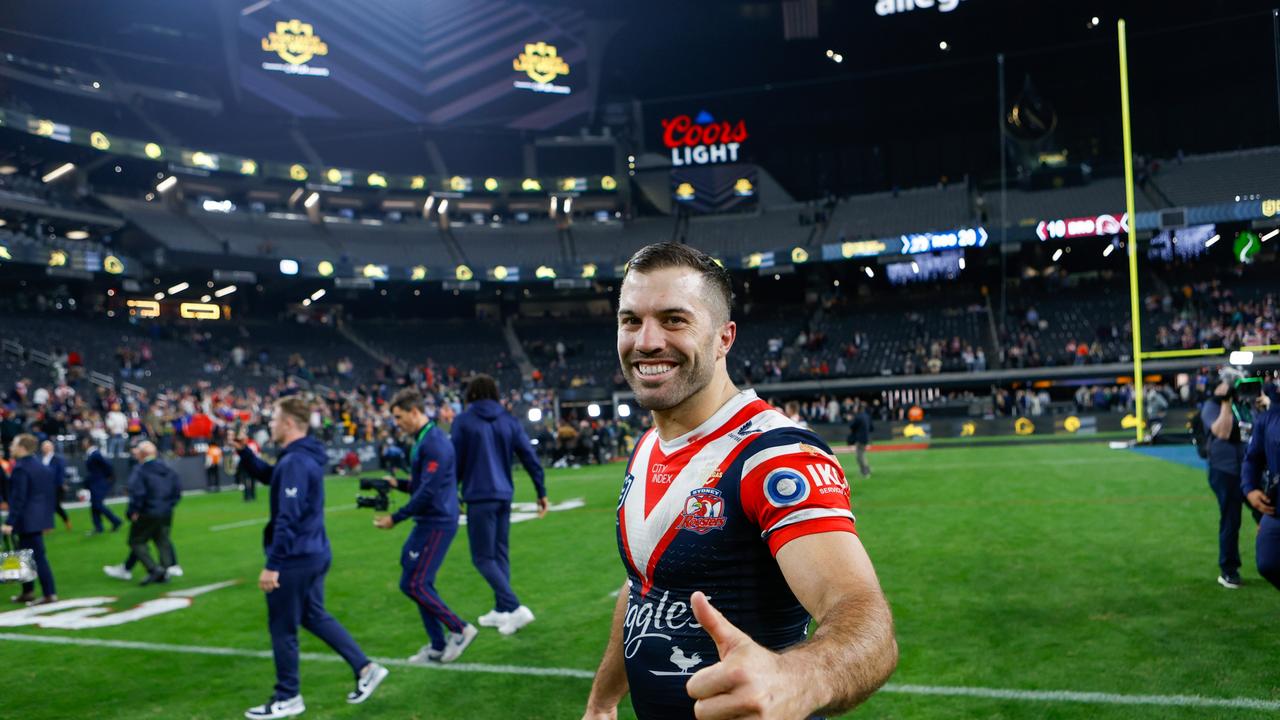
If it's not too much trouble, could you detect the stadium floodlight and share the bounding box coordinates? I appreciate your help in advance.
[1052,248,1064,262]
[438,198,449,214]
[423,196,436,217]
[1229,351,1254,366]
[864,266,875,278]
[156,176,178,193]
[167,282,189,295]
[826,49,834,58]
[200,295,211,303]
[910,261,920,274]
[65,230,89,240]
[214,285,237,297]
[833,53,843,63]
[1205,233,1220,247]
[527,408,543,423]
[42,163,75,183]
[587,403,601,418]
[302,298,311,307]
[564,197,573,214]
[1262,229,1278,242]
[1102,243,1115,257]
[939,41,949,51]
[617,403,631,418]
[310,289,326,301]
[154,292,165,301]
[1090,16,1100,27]
[304,192,320,208]
[958,257,966,270]
[279,259,299,275]
[550,196,558,215]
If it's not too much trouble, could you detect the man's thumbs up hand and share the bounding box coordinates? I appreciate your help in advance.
[685,591,809,720]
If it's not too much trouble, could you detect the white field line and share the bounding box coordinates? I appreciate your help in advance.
[210,504,355,532]
[0,633,1277,710]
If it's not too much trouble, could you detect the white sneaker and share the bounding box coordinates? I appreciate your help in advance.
[477,609,510,628]
[440,623,478,663]
[347,662,388,704]
[407,645,443,664]
[245,695,305,719]
[498,605,535,636]
[103,564,131,581]
[165,565,184,578]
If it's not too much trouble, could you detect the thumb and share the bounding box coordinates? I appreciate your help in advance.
[691,591,748,656]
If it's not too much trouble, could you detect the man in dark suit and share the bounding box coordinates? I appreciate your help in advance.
[84,440,123,534]
[39,440,72,531]
[125,441,182,586]
[2,433,58,605]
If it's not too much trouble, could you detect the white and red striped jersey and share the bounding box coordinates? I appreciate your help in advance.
[615,389,856,719]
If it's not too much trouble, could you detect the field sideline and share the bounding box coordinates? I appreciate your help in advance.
[2,442,1276,719]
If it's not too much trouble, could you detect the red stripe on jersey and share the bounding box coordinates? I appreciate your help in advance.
[637,430,768,596]
[641,400,775,519]
[617,429,653,582]
[740,451,856,555]
[766,517,857,556]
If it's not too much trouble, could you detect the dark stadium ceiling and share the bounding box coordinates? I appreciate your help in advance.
[1,0,1276,195]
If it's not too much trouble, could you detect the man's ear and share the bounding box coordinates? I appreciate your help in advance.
[718,320,737,360]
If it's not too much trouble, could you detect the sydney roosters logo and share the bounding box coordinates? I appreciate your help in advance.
[677,488,727,534]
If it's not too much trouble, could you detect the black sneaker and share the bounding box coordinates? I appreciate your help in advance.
[140,570,169,586]
[1217,573,1242,589]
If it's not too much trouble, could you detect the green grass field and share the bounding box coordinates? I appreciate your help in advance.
[3,442,1276,719]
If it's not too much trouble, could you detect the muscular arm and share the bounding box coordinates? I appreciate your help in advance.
[776,532,898,715]
[583,580,631,718]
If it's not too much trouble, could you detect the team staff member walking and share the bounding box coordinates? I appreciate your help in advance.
[2,434,58,605]
[235,396,388,720]
[125,441,182,586]
[1243,389,1280,591]
[452,374,548,635]
[84,440,123,534]
[39,440,72,531]
[376,389,477,664]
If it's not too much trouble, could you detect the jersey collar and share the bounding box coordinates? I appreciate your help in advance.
[656,389,758,454]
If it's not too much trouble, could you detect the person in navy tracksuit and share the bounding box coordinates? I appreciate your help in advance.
[376,388,475,664]
[236,396,387,720]
[39,440,72,531]
[1242,386,1280,591]
[451,374,547,635]
[2,434,58,604]
[84,441,123,533]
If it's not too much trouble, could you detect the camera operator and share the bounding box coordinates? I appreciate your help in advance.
[373,388,476,664]
[1201,372,1249,589]
[1242,373,1280,591]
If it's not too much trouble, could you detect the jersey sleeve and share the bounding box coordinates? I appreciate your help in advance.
[739,433,856,556]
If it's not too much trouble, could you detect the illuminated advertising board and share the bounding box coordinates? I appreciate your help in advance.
[1035,213,1129,241]
[260,19,330,77]
[662,111,748,167]
[900,227,987,254]
[512,42,571,95]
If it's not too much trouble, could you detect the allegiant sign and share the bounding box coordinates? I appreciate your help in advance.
[662,111,748,166]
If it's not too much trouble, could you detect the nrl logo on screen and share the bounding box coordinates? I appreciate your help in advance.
[513,41,571,95]
[261,19,330,77]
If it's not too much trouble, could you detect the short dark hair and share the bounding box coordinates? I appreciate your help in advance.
[390,387,424,414]
[624,242,733,321]
[465,374,500,403]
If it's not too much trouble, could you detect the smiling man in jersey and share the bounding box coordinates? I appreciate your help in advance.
[581,243,897,720]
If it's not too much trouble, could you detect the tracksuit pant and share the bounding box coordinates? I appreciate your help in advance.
[267,558,370,699]
[466,500,520,613]
[18,532,56,597]
[1207,470,1243,575]
[400,523,466,651]
[89,481,122,532]
[1258,514,1280,591]
[128,514,176,576]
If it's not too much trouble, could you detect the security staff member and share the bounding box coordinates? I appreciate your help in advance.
[2,434,58,605]
[376,388,476,664]
[847,399,874,479]
[235,396,388,719]
[452,374,547,636]
[1202,379,1247,588]
[125,441,182,586]
[85,440,123,534]
[1242,392,1280,591]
